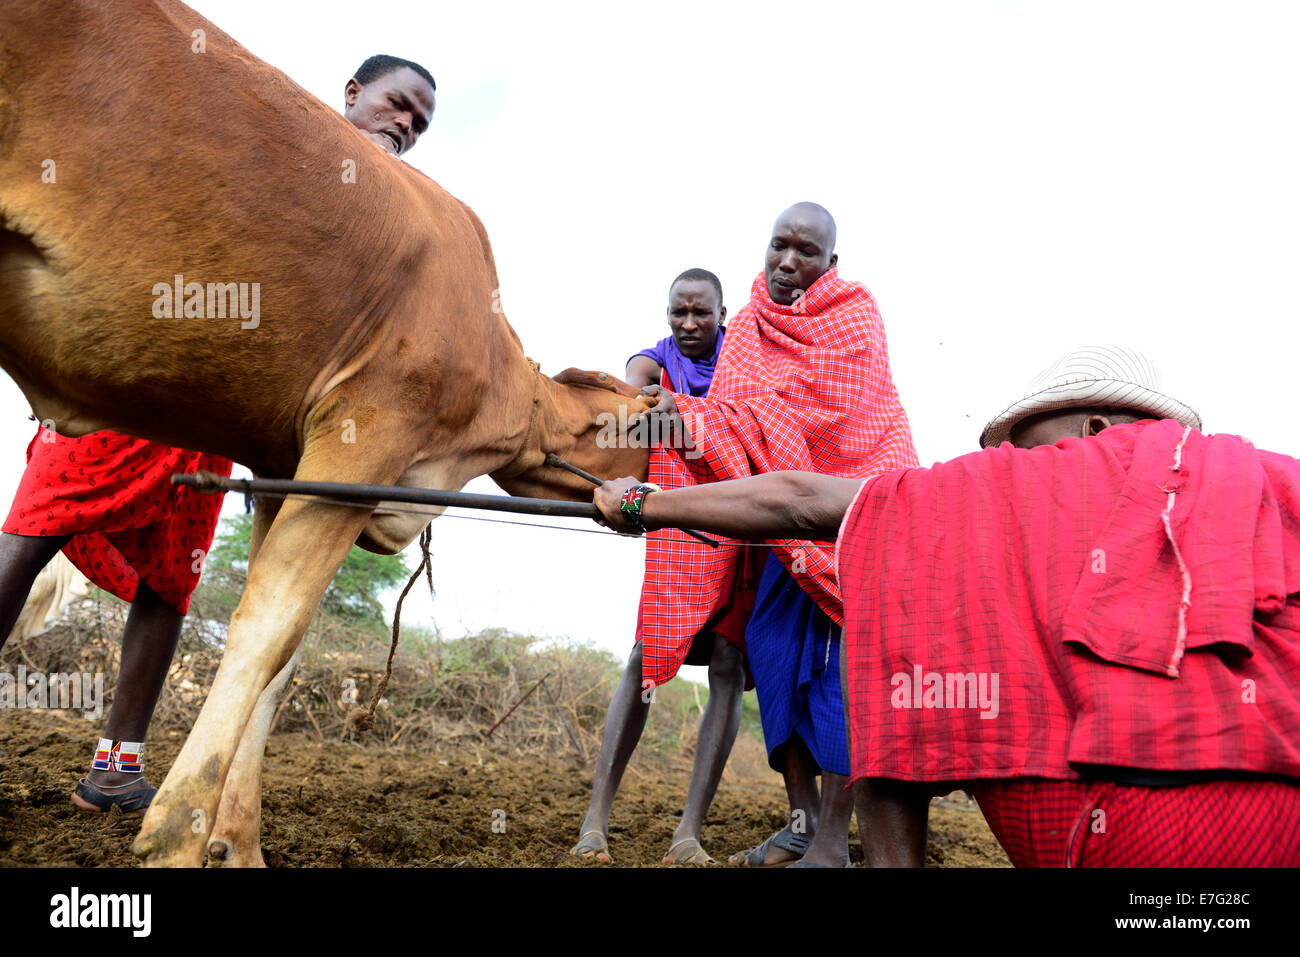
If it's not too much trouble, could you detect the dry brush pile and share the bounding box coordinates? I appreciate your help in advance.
[1,564,760,776]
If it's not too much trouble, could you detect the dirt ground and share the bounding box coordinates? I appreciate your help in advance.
[0,708,1008,867]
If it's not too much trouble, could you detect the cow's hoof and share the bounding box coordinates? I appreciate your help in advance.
[132,833,205,868]
[205,837,266,868]
[131,833,154,862]
[205,838,266,868]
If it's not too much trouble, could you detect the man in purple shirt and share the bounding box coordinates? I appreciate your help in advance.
[570,268,756,866]
[625,269,727,397]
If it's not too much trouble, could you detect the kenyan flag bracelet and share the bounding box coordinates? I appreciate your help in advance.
[618,482,661,534]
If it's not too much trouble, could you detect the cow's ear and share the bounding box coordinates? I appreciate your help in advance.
[552,368,641,398]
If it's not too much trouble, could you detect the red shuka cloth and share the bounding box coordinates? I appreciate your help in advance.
[3,428,234,615]
[837,419,1300,784]
[639,269,918,687]
[631,366,762,685]
[973,777,1300,867]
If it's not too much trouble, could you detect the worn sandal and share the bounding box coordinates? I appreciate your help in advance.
[569,829,612,864]
[71,777,157,816]
[729,828,812,867]
[662,837,718,866]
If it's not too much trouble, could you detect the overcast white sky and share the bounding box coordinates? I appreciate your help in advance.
[2,1,1296,679]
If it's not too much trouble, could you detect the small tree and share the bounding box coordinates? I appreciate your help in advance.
[206,512,412,626]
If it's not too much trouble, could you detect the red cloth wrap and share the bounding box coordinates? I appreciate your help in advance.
[838,419,1300,784]
[632,366,761,687]
[638,269,918,687]
[973,777,1300,867]
[3,428,234,615]
[634,546,764,688]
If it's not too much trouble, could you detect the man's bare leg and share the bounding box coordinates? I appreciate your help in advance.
[834,622,927,865]
[855,778,929,867]
[790,766,854,867]
[663,634,745,865]
[788,623,856,867]
[0,533,180,811]
[729,736,821,865]
[570,640,652,863]
[0,532,71,646]
[70,579,183,808]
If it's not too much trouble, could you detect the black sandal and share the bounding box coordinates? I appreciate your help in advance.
[730,828,812,867]
[71,777,157,815]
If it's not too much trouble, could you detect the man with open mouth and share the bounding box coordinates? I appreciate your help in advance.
[0,50,438,820]
[343,54,436,157]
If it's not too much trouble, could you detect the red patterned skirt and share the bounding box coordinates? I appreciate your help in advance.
[3,428,233,615]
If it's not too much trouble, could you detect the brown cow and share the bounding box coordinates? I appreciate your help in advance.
[0,0,651,865]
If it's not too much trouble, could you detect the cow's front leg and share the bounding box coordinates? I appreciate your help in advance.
[205,647,300,867]
[204,493,287,868]
[132,488,376,867]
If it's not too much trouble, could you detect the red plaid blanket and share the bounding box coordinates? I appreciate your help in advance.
[639,269,918,686]
[838,419,1300,783]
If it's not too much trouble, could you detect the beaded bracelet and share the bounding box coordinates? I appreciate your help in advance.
[618,483,660,534]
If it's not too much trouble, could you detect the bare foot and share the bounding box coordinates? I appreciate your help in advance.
[662,837,717,866]
[569,830,612,864]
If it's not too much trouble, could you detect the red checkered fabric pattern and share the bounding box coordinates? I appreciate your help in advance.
[837,419,1300,783]
[973,777,1300,866]
[3,428,233,615]
[628,366,761,688]
[639,269,918,686]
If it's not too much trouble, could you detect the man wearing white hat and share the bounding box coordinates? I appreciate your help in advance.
[978,344,1202,449]
[589,346,1300,866]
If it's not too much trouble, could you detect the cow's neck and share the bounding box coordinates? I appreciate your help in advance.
[491,366,652,500]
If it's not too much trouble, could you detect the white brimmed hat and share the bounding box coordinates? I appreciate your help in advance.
[979,345,1201,448]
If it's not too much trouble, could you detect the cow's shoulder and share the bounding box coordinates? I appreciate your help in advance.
[452,198,495,272]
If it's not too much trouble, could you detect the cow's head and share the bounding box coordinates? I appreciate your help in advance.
[491,368,654,500]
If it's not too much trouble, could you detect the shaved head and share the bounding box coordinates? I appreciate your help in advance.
[764,202,839,305]
[777,202,837,252]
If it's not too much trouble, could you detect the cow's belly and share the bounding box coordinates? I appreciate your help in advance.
[355,457,487,555]
[357,506,442,555]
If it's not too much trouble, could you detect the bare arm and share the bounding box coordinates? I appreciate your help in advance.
[593,471,864,541]
[624,355,663,390]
